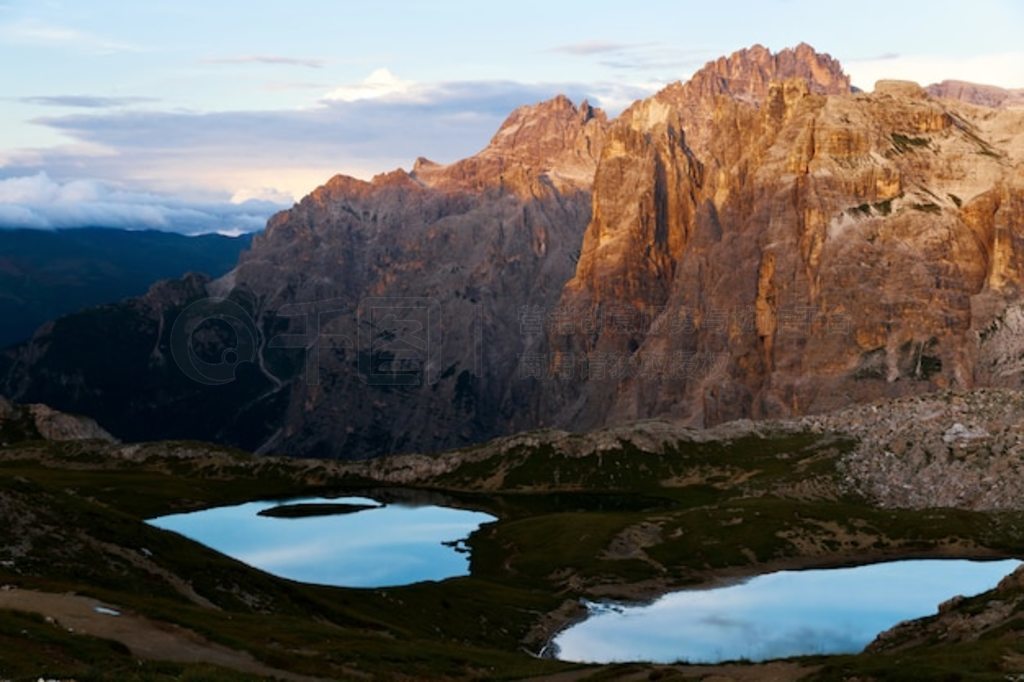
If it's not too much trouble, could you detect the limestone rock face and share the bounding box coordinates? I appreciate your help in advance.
[541,48,1024,432]
[541,46,854,428]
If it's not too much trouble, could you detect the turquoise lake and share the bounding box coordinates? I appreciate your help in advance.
[148,496,496,588]
[552,559,1021,663]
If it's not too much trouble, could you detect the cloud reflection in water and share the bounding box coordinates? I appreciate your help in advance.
[148,496,496,588]
[554,559,1022,663]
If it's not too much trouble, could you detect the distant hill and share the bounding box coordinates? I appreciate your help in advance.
[0,227,251,347]
[926,79,1024,108]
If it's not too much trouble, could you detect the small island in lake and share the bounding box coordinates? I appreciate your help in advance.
[257,502,382,518]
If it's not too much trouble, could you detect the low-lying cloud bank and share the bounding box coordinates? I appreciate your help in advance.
[0,172,282,235]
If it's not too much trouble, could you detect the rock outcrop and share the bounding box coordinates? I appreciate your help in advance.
[0,397,115,444]
[868,561,1024,654]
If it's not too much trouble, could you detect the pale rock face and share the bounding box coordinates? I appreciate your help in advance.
[541,46,1024,432]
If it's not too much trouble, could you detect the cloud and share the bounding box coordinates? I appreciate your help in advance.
[549,40,711,78]
[0,18,139,53]
[20,95,158,108]
[230,186,295,204]
[202,54,326,69]
[324,68,418,102]
[261,81,328,92]
[2,72,659,204]
[599,49,712,75]
[549,41,634,56]
[847,51,1024,91]
[0,172,282,235]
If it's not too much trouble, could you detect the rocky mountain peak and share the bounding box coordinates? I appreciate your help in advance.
[369,168,421,191]
[615,43,851,143]
[691,42,851,99]
[413,94,609,194]
[412,156,439,173]
[641,42,848,110]
[480,95,608,164]
[300,169,421,207]
[577,98,599,123]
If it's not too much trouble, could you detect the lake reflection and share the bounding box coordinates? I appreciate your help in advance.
[553,559,1021,663]
[148,496,496,588]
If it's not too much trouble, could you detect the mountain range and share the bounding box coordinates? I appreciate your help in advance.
[2,43,1022,459]
[0,227,251,348]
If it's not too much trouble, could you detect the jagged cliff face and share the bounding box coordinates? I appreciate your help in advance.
[3,44,1023,457]
[544,67,1024,430]
[223,96,606,455]
[557,43,852,354]
[2,96,606,456]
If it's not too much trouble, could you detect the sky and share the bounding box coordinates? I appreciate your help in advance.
[0,0,1022,234]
